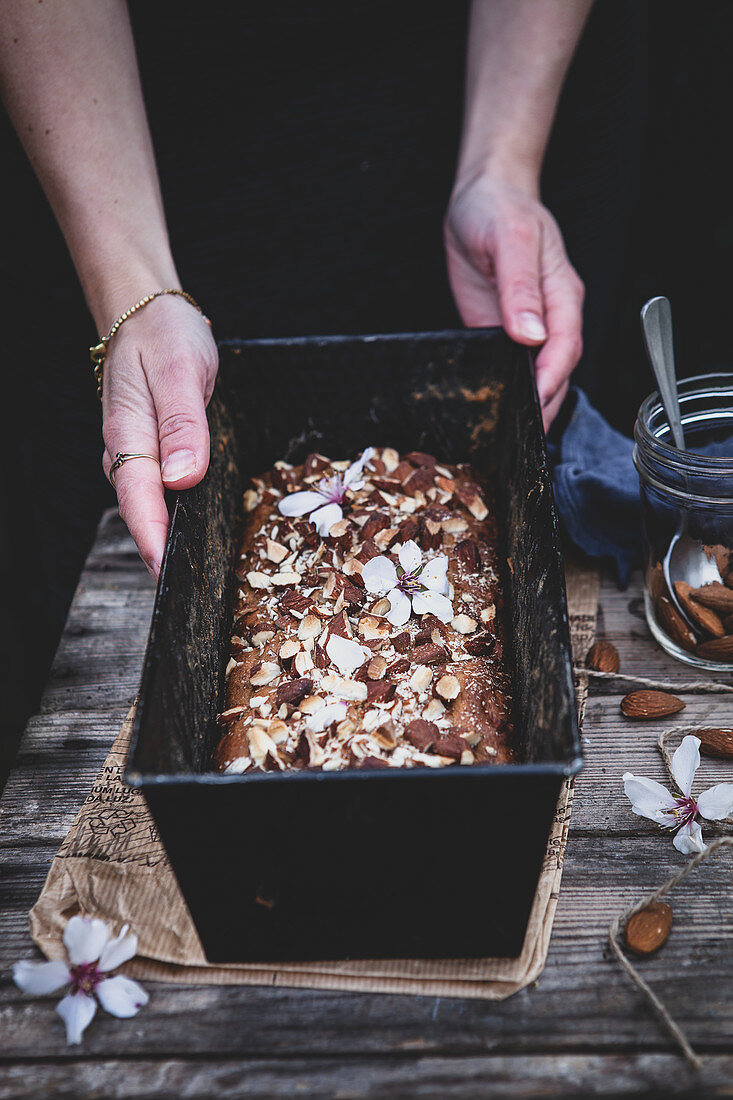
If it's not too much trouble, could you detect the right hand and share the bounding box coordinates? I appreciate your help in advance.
[100,294,219,578]
[445,170,585,430]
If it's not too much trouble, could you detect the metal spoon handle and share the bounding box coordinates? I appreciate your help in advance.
[640,296,685,450]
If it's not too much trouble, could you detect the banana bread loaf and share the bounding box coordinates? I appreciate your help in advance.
[214,446,513,773]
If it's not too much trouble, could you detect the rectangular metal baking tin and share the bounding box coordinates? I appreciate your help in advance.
[126,329,582,963]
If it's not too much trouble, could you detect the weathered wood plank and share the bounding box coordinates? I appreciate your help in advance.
[0,1053,731,1100]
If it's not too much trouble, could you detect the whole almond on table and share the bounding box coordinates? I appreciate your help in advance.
[584,640,620,674]
[695,728,733,758]
[655,596,697,652]
[625,902,673,956]
[674,581,725,638]
[620,690,685,719]
[690,582,733,615]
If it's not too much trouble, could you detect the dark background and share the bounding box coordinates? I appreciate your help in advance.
[1,0,732,791]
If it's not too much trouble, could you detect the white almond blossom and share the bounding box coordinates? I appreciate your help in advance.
[13,915,148,1045]
[278,447,374,536]
[623,735,733,854]
[326,633,370,673]
[361,539,453,626]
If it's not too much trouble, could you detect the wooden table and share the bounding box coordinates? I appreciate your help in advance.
[2,511,733,1098]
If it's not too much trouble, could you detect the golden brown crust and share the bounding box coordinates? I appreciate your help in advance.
[214,447,513,774]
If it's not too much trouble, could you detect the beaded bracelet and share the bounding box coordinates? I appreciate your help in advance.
[89,289,208,400]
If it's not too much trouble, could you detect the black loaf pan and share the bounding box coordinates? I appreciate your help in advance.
[126,329,582,963]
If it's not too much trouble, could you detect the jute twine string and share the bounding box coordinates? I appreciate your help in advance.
[575,666,733,695]
[608,726,733,1071]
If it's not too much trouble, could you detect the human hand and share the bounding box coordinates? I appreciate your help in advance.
[100,294,219,578]
[445,171,584,430]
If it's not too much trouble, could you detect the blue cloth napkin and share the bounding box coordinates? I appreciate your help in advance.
[546,387,640,586]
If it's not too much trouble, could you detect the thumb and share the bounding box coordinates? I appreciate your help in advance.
[153,365,211,491]
[494,220,547,346]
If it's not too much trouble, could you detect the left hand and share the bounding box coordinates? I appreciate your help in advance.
[445,170,585,430]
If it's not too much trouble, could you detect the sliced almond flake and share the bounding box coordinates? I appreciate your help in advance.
[362,709,384,732]
[342,558,364,577]
[422,698,445,721]
[298,614,321,640]
[294,651,314,676]
[268,719,289,744]
[374,528,399,550]
[451,613,478,634]
[243,489,260,512]
[247,571,272,589]
[442,517,468,534]
[357,614,391,640]
[336,717,357,738]
[320,673,368,702]
[381,447,399,473]
[265,538,289,564]
[272,571,301,586]
[410,664,432,691]
[257,703,272,718]
[249,695,268,707]
[225,657,240,677]
[219,705,245,721]
[415,752,454,768]
[224,757,252,774]
[250,661,280,686]
[248,726,279,769]
[252,629,275,647]
[480,604,496,623]
[398,497,418,513]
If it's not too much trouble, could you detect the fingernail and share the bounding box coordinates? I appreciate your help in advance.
[145,559,161,580]
[161,449,197,483]
[517,312,547,341]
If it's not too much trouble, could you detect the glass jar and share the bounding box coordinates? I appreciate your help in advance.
[634,372,733,670]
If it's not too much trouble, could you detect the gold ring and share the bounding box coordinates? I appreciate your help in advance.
[109,452,160,486]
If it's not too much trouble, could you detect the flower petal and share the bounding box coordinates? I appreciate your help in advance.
[343,446,375,487]
[56,991,97,1045]
[673,819,706,855]
[420,556,450,595]
[671,736,700,797]
[326,634,369,673]
[697,783,733,821]
[623,773,677,821]
[305,701,348,733]
[398,540,422,573]
[310,502,343,536]
[385,588,412,626]
[96,975,149,1019]
[13,959,71,996]
[277,490,325,517]
[411,590,454,623]
[98,925,138,973]
[362,555,398,595]
[63,916,109,966]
